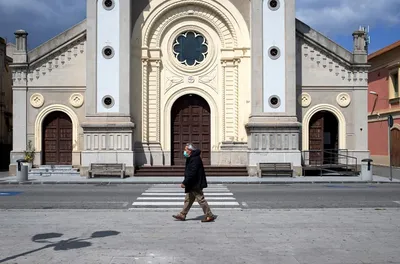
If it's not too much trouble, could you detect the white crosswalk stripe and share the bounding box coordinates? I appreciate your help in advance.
[129,184,241,211]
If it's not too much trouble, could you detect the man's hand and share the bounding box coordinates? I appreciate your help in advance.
[180,183,185,188]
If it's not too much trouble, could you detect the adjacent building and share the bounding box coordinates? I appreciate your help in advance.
[7,0,370,176]
[0,37,13,171]
[368,40,400,167]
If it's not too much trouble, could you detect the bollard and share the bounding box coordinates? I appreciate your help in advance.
[361,158,373,181]
[16,159,29,182]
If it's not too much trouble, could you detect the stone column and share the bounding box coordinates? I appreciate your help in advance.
[9,30,29,175]
[81,0,135,176]
[143,56,164,166]
[246,0,301,176]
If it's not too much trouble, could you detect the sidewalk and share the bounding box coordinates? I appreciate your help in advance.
[1,172,399,184]
[1,208,399,263]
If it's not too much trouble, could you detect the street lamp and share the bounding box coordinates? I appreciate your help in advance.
[369,91,378,115]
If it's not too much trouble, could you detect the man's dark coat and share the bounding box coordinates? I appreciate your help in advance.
[182,149,208,193]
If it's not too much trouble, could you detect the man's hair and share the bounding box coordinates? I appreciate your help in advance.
[185,143,197,150]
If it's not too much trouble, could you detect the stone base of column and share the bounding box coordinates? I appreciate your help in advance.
[245,116,302,177]
[134,142,165,166]
[212,141,248,165]
[80,121,135,177]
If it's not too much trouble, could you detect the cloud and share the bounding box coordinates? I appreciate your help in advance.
[296,0,400,36]
[0,0,85,48]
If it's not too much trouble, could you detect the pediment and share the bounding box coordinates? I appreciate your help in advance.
[295,19,368,86]
[12,20,87,86]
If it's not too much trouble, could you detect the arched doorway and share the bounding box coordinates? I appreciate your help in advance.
[391,128,400,167]
[42,111,73,165]
[308,111,339,165]
[171,94,211,165]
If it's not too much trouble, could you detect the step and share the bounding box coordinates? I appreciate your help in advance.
[135,166,248,177]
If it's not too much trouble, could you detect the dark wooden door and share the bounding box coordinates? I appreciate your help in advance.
[42,111,73,165]
[309,112,324,165]
[391,128,400,167]
[171,94,211,165]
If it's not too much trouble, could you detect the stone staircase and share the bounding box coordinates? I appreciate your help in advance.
[29,165,80,177]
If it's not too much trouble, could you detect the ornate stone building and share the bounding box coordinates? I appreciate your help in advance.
[0,37,13,170]
[8,0,370,176]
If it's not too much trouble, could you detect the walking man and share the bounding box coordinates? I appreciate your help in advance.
[173,143,215,222]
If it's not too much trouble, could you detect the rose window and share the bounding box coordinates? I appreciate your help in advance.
[173,31,208,66]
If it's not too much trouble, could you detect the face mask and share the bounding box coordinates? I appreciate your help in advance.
[183,151,190,158]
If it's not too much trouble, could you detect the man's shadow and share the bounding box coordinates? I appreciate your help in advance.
[184,215,218,221]
[0,231,120,263]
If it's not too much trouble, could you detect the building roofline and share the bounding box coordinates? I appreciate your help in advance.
[368,40,400,61]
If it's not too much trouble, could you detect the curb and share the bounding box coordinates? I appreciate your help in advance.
[1,180,399,185]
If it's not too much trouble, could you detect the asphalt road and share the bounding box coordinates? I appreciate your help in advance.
[1,183,400,210]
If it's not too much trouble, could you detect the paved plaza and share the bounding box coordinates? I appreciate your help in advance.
[0,208,399,264]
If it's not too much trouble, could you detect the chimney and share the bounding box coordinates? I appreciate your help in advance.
[352,26,368,64]
[13,29,28,64]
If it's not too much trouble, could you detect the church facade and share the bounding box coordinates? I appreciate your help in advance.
[8,0,370,176]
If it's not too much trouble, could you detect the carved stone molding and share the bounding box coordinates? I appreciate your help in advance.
[199,66,218,91]
[336,92,351,108]
[28,38,86,82]
[30,93,45,108]
[299,92,311,108]
[69,93,84,108]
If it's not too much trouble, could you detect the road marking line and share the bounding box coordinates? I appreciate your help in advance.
[122,202,129,207]
[141,192,233,196]
[241,202,249,208]
[132,201,240,206]
[393,201,400,205]
[128,207,242,211]
[145,189,229,192]
[137,197,236,200]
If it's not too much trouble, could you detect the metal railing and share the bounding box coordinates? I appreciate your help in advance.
[301,149,358,176]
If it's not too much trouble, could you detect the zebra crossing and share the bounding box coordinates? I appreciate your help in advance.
[128,184,242,211]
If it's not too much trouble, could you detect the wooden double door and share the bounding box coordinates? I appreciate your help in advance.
[171,94,211,165]
[309,111,339,165]
[42,111,73,165]
[391,128,400,167]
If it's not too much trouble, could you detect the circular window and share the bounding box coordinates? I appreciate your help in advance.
[102,95,114,109]
[172,31,208,66]
[268,46,281,60]
[103,0,115,10]
[268,95,281,108]
[102,46,114,59]
[268,0,280,11]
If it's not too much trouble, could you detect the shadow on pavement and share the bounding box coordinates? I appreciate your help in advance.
[185,215,218,221]
[0,230,120,263]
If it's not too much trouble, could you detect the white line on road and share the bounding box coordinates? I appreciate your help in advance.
[145,189,230,192]
[128,207,242,211]
[137,197,236,200]
[141,193,233,196]
[241,202,249,208]
[393,201,400,205]
[132,201,240,206]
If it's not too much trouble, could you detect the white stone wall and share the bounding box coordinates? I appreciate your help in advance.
[131,0,251,165]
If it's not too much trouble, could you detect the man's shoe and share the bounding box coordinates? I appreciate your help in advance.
[172,214,186,221]
[201,215,215,222]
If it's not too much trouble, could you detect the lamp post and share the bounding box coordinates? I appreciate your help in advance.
[369,91,378,115]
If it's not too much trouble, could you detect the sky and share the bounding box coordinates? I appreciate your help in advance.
[0,0,399,54]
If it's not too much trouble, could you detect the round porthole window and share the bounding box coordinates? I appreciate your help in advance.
[103,0,115,10]
[268,0,280,11]
[102,95,115,109]
[268,46,281,60]
[268,95,281,108]
[102,46,114,59]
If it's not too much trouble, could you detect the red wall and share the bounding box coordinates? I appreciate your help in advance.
[368,68,389,113]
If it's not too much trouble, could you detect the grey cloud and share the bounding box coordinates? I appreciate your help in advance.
[296,0,400,36]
